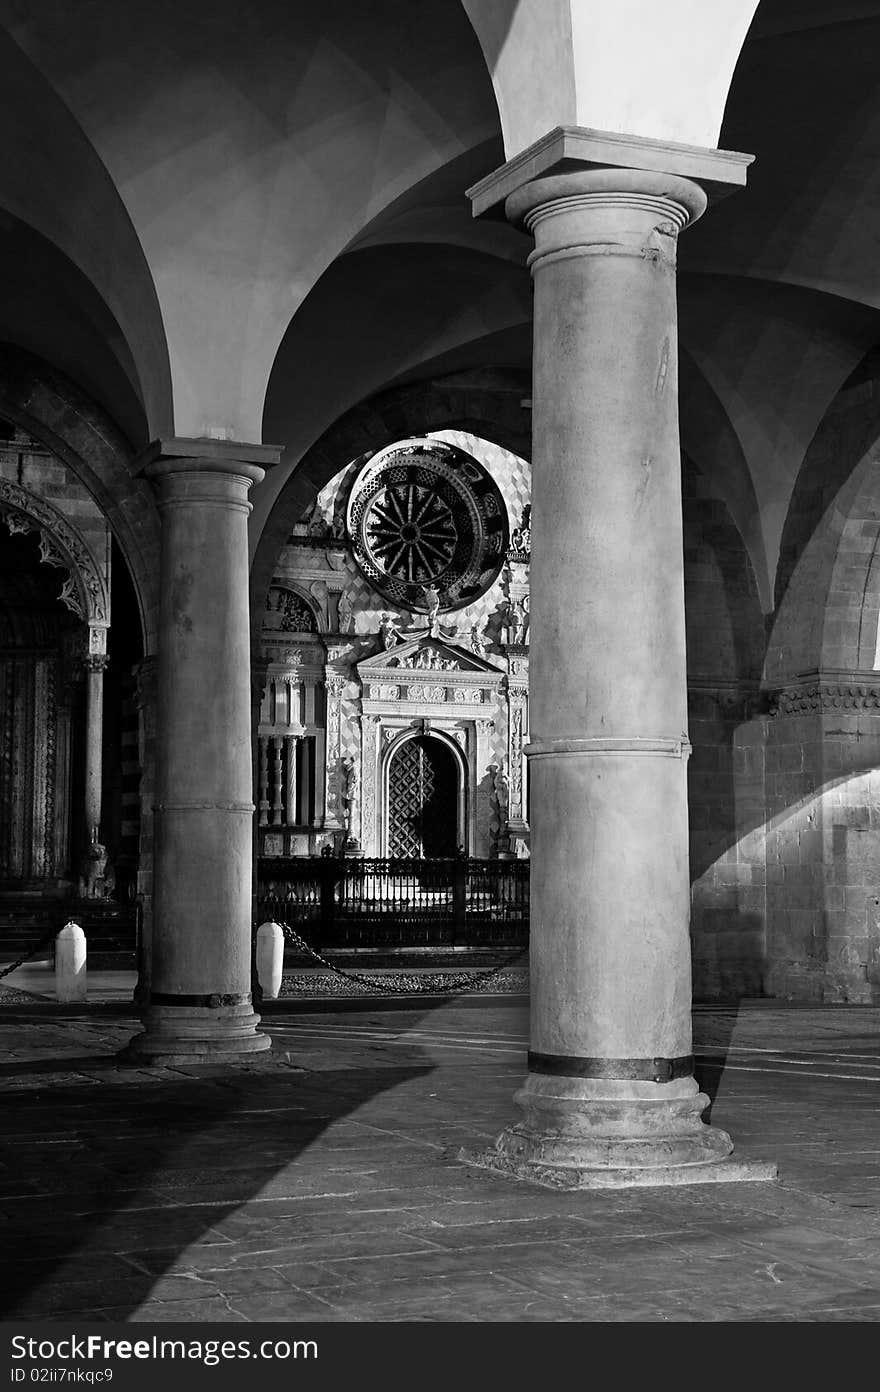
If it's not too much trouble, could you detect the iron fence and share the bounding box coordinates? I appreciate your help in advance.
[257,856,529,949]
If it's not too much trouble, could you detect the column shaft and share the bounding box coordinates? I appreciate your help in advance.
[83,657,106,839]
[127,445,276,1062]
[477,165,745,1182]
[285,735,299,825]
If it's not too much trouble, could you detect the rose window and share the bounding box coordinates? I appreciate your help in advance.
[345,438,508,612]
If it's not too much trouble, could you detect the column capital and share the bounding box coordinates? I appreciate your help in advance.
[135,436,282,488]
[466,125,753,221]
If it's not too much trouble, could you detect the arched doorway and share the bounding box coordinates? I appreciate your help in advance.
[386,735,460,857]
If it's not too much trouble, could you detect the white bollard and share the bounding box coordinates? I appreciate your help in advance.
[256,921,285,1000]
[55,921,87,1003]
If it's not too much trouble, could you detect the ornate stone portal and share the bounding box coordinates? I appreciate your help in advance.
[258,432,531,860]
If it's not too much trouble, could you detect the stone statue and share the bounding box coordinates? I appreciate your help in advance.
[336,589,353,634]
[510,505,531,557]
[341,756,360,838]
[511,594,529,646]
[307,506,331,539]
[379,612,401,649]
[492,765,510,819]
[469,620,487,658]
[78,827,112,899]
[421,584,441,635]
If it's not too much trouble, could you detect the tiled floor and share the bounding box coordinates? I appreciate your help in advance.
[4,975,880,1322]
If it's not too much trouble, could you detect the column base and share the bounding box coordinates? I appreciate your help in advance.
[461,1144,778,1190]
[461,1072,777,1189]
[121,1001,272,1065]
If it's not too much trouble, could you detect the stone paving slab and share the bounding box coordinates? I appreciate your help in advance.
[4,995,880,1320]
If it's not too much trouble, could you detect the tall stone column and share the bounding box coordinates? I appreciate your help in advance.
[127,438,279,1062]
[83,652,108,842]
[467,134,772,1185]
[133,655,157,1007]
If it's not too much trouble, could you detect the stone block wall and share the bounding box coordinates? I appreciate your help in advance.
[763,691,880,1002]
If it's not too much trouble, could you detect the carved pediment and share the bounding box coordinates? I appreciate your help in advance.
[358,636,501,679]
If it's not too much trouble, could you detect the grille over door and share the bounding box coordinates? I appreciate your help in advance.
[387,736,458,857]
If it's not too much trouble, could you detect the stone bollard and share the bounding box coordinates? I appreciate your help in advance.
[55,921,87,1003]
[255,921,285,1001]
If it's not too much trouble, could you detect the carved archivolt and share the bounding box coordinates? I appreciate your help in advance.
[0,478,109,626]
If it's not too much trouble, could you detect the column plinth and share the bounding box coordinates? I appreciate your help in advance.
[124,440,279,1063]
[464,147,774,1187]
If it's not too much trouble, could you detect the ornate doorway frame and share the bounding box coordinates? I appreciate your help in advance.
[380,727,467,858]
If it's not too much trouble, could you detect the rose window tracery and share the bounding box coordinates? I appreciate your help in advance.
[345,438,508,612]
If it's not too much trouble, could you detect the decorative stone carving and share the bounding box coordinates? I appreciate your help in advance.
[421,584,441,635]
[0,478,109,624]
[389,650,459,671]
[77,828,113,899]
[370,684,399,701]
[360,714,380,853]
[345,436,509,612]
[771,677,880,716]
[322,673,348,828]
[453,688,482,704]
[38,534,66,569]
[507,690,527,823]
[492,764,510,820]
[265,585,318,632]
[469,619,488,657]
[341,754,360,842]
[379,612,402,649]
[407,683,446,702]
[505,594,529,646]
[336,589,354,634]
[59,576,85,620]
[509,505,531,560]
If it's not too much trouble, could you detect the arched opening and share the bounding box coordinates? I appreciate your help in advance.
[386,734,461,858]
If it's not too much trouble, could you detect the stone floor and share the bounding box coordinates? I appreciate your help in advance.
[4,968,880,1322]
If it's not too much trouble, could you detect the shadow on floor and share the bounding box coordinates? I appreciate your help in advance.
[0,1041,434,1320]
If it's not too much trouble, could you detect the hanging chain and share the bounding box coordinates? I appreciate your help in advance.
[272,919,526,996]
[0,928,59,981]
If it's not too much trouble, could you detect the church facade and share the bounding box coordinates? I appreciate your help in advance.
[256,431,531,864]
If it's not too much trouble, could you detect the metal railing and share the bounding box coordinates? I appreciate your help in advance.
[257,856,529,949]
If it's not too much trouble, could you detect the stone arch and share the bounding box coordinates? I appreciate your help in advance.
[0,479,109,633]
[770,349,880,682]
[252,368,532,631]
[0,346,159,654]
[381,726,468,857]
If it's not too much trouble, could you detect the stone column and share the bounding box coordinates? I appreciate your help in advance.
[323,674,345,831]
[127,438,279,1062]
[133,654,158,1006]
[506,677,528,838]
[83,653,108,842]
[466,137,771,1185]
[284,734,300,825]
